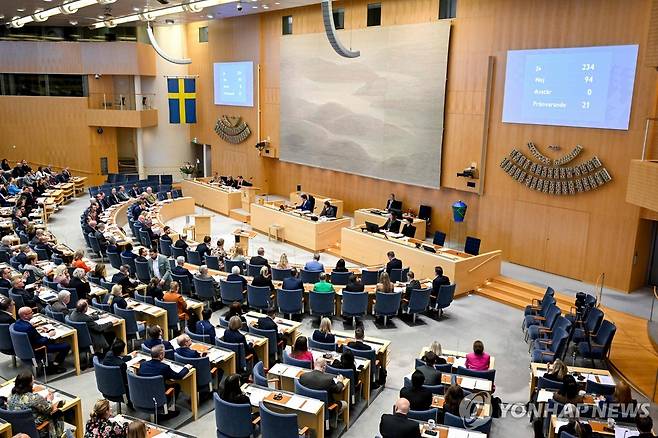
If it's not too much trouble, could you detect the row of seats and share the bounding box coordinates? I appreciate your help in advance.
[106,173,173,185]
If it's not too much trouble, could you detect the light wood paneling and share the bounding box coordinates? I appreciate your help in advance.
[86,109,159,128]
[544,208,589,280]
[0,41,156,75]
[509,202,548,270]
[626,160,658,212]
[187,0,657,291]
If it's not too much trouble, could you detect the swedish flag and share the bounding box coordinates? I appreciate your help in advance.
[167,78,196,124]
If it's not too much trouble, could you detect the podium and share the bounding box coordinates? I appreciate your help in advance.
[194,215,212,240]
[241,186,260,212]
[232,228,257,256]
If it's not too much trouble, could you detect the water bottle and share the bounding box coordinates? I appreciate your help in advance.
[427,419,436,431]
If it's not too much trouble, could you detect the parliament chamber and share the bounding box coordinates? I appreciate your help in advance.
[1,0,658,438]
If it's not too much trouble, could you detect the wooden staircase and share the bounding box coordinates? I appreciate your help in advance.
[475,276,574,309]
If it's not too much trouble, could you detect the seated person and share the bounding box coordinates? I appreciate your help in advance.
[304,253,324,272]
[8,373,65,437]
[431,266,451,300]
[85,399,128,438]
[556,403,593,438]
[401,217,416,238]
[121,243,137,261]
[111,264,139,295]
[174,334,203,358]
[251,265,275,292]
[276,253,290,270]
[296,193,315,212]
[299,357,347,417]
[49,290,71,316]
[249,247,269,269]
[227,265,248,291]
[0,296,15,323]
[543,359,568,382]
[282,267,303,290]
[319,200,337,218]
[143,324,174,351]
[422,341,447,365]
[385,193,397,211]
[313,273,334,293]
[376,272,394,294]
[146,277,164,301]
[107,284,128,310]
[379,398,421,438]
[135,247,148,263]
[441,384,465,423]
[553,375,584,405]
[223,315,258,363]
[400,369,433,411]
[636,414,657,438]
[194,264,219,291]
[69,268,91,301]
[290,336,314,363]
[14,306,70,373]
[174,234,189,251]
[333,258,348,273]
[88,263,107,284]
[313,317,336,344]
[196,308,217,340]
[10,275,39,309]
[379,212,401,233]
[347,327,371,351]
[219,373,250,404]
[403,271,422,302]
[465,340,490,370]
[138,343,190,399]
[344,273,365,292]
[22,254,46,281]
[226,301,246,323]
[172,256,194,287]
[416,351,441,385]
[103,339,132,403]
[163,281,188,321]
[69,299,115,354]
[71,249,92,273]
[330,349,357,375]
[196,235,212,260]
[256,307,285,346]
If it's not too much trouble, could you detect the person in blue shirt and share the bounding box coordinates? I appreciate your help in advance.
[304,253,324,272]
[143,325,174,351]
[6,177,20,196]
[14,306,70,373]
[282,267,304,290]
[196,308,216,340]
[120,243,137,261]
[223,315,259,364]
[174,334,202,359]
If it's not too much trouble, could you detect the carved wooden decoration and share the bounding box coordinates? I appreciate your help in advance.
[214,116,252,144]
[500,142,612,195]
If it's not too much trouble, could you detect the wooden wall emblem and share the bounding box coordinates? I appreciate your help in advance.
[500,142,612,195]
[214,116,251,144]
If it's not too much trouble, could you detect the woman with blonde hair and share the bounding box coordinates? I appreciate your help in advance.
[544,359,569,382]
[53,264,70,287]
[376,271,394,293]
[84,398,127,438]
[312,317,335,344]
[72,249,91,273]
[422,341,447,365]
[231,246,246,262]
[107,284,128,310]
[276,253,290,269]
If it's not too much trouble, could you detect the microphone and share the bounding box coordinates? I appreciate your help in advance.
[153,396,158,424]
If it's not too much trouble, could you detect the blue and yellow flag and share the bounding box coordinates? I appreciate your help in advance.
[167,77,196,124]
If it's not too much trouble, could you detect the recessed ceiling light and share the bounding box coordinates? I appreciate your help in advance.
[133,7,140,11]
[97,15,104,19]
[263,5,269,8]
[206,14,213,18]
[69,20,78,25]
[251,5,257,8]
[274,2,280,4]
[16,8,25,12]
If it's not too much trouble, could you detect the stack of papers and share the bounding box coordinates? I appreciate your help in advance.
[459,377,477,389]
[246,386,269,406]
[474,380,491,391]
[587,374,614,385]
[446,429,470,438]
[96,316,116,326]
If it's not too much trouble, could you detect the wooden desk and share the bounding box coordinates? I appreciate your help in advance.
[529,363,613,401]
[71,177,87,196]
[440,373,493,392]
[126,352,198,420]
[290,191,344,219]
[233,229,257,256]
[243,383,326,438]
[341,227,502,296]
[268,362,350,428]
[31,314,81,376]
[0,378,84,438]
[431,394,491,417]
[169,337,236,377]
[244,310,302,345]
[180,179,242,215]
[251,203,351,251]
[548,415,636,438]
[184,297,204,320]
[153,197,195,225]
[216,326,270,368]
[194,214,212,239]
[354,208,426,239]
[0,420,10,438]
[332,329,391,369]
[53,182,75,201]
[113,414,196,437]
[419,347,497,370]
[419,423,487,438]
[125,298,169,339]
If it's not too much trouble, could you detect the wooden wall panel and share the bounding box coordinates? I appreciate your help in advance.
[188,0,658,291]
[0,41,156,75]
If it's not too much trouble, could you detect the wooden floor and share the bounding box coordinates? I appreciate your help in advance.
[477,276,658,402]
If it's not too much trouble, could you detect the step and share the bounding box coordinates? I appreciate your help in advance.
[475,286,529,309]
[478,276,574,309]
[229,208,251,223]
[493,275,549,294]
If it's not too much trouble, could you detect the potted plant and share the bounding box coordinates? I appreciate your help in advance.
[180,162,196,179]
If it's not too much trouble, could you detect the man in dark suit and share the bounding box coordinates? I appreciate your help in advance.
[0,296,15,323]
[379,398,421,438]
[401,217,416,238]
[636,415,657,438]
[69,299,114,354]
[174,235,189,252]
[10,276,38,309]
[94,223,109,253]
[130,200,143,220]
[347,327,371,351]
[143,325,174,351]
[174,334,202,359]
[196,236,212,260]
[385,251,402,276]
[416,351,441,385]
[431,266,451,300]
[282,268,303,290]
[249,247,269,269]
[108,188,121,206]
[380,212,401,233]
[227,265,248,291]
[129,184,142,198]
[117,186,130,201]
[111,265,139,295]
[256,307,285,347]
[400,369,433,411]
[0,267,14,290]
[298,357,347,415]
[172,256,194,286]
[14,306,70,373]
[296,194,315,212]
[319,200,337,218]
[385,193,397,212]
[138,344,190,399]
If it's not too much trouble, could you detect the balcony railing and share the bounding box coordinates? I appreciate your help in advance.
[88,93,155,111]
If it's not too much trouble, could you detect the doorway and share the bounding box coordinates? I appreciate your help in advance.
[191,141,211,178]
[650,222,658,286]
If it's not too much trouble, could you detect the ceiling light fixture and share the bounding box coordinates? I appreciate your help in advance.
[7,0,116,28]
[69,20,78,25]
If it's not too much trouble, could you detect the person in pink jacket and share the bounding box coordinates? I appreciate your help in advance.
[465,340,491,371]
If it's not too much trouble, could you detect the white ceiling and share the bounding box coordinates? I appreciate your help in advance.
[1,0,320,27]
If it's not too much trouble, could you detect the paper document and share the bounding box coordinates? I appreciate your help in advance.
[459,377,477,389]
[615,427,639,438]
[286,396,307,410]
[446,428,470,438]
[96,316,115,326]
[474,379,491,390]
